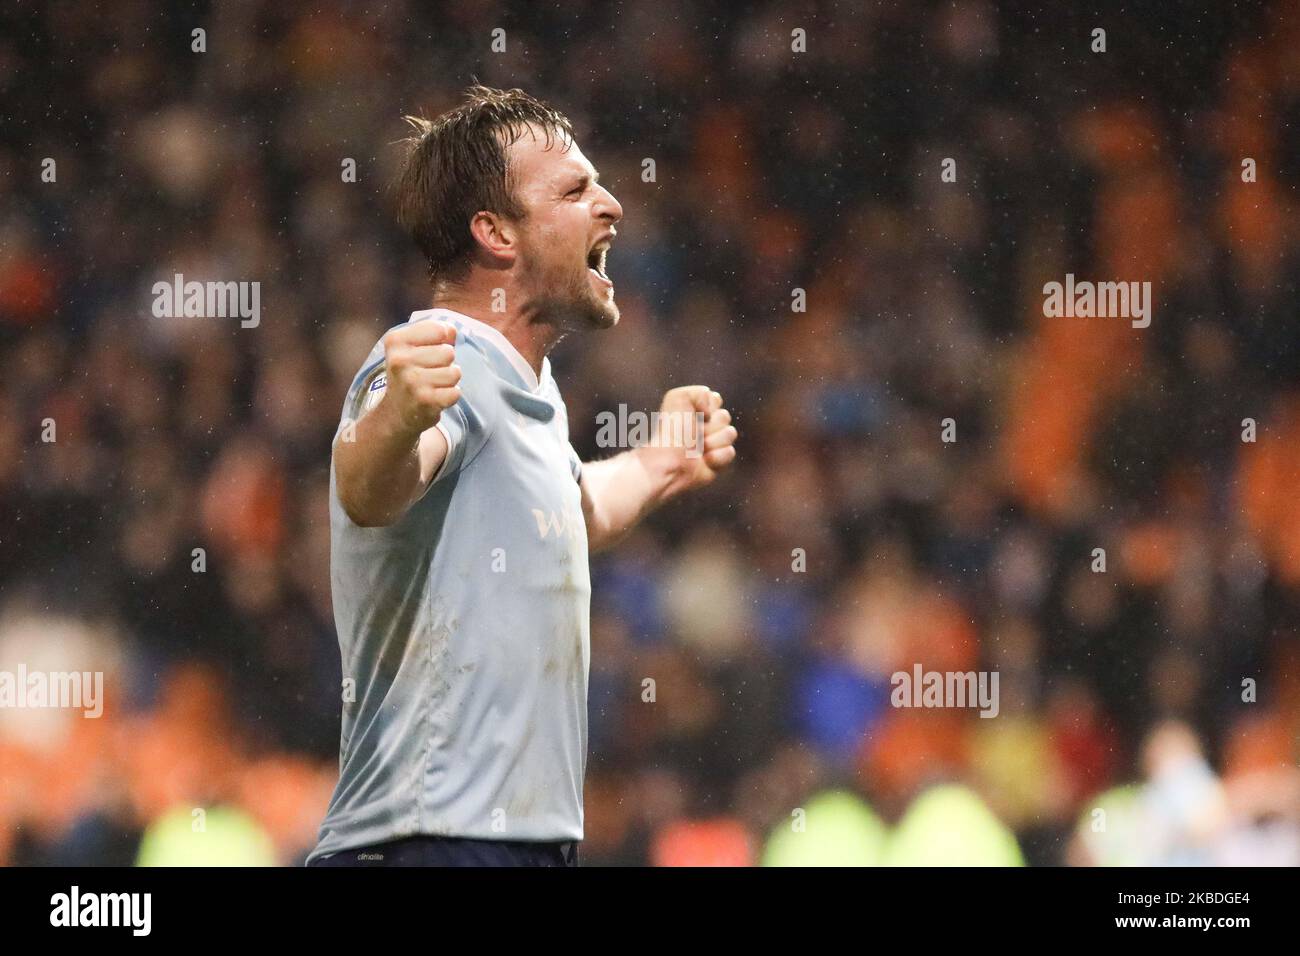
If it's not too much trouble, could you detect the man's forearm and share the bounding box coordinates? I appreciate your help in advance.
[334,401,425,527]
[580,447,679,552]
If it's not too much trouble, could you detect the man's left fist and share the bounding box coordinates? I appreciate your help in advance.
[647,385,738,494]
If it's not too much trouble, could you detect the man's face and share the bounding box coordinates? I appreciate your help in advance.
[505,126,623,330]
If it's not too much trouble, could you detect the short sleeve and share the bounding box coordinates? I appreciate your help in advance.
[568,441,583,484]
[547,379,582,484]
[336,321,494,483]
[337,342,386,440]
[422,332,494,485]
[429,401,471,483]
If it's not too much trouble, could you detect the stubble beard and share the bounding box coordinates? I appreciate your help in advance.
[522,249,619,333]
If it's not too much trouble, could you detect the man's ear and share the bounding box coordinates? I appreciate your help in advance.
[469,211,517,265]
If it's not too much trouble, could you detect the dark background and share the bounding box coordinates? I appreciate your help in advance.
[0,0,1297,865]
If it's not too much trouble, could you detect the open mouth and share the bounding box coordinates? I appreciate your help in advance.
[587,240,612,287]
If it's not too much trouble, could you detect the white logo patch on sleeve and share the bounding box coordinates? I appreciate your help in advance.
[362,372,387,412]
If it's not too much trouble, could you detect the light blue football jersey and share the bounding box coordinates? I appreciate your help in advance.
[309,309,590,863]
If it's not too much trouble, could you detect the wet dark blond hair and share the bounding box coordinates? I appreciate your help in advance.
[396,85,574,288]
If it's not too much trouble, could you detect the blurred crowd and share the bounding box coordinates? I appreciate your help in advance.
[1,0,1298,866]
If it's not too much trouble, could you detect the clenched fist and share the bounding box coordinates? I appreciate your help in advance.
[645,385,738,495]
[379,320,463,435]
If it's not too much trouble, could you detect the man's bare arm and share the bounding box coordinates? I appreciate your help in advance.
[580,386,738,552]
[334,321,461,528]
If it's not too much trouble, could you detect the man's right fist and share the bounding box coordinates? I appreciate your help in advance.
[379,320,462,434]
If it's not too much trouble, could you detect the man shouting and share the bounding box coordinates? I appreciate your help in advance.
[308,86,738,867]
